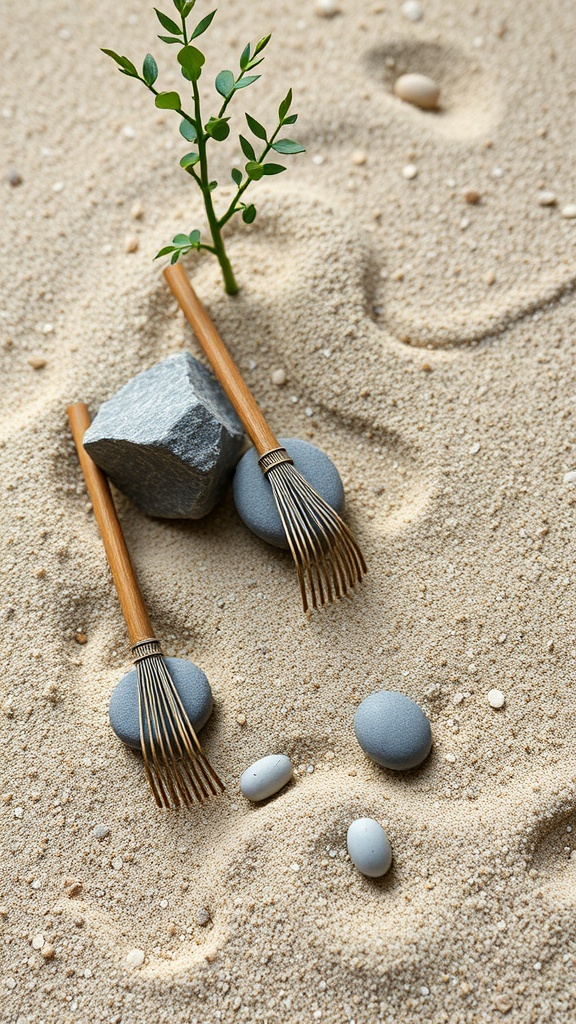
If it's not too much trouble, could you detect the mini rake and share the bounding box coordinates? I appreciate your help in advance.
[68,402,224,809]
[164,263,367,614]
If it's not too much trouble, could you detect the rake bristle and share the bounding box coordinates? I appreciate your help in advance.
[259,449,367,614]
[133,641,224,809]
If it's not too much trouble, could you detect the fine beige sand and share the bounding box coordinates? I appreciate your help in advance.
[1,1,575,1022]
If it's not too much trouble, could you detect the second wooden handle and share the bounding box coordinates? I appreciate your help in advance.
[164,263,279,456]
[67,402,155,647]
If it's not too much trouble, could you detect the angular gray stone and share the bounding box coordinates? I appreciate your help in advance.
[84,352,244,519]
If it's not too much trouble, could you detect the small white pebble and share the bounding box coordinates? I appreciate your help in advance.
[469,442,481,454]
[125,236,139,254]
[122,125,136,139]
[402,163,418,180]
[393,73,440,110]
[563,470,576,485]
[401,0,423,22]
[561,203,576,219]
[126,948,145,968]
[14,806,24,818]
[28,356,47,370]
[445,753,456,763]
[31,934,45,950]
[314,0,340,15]
[271,368,287,386]
[452,692,465,705]
[420,986,430,996]
[351,149,367,166]
[291,862,300,872]
[111,856,123,870]
[492,166,504,178]
[537,190,556,206]
[487,689,506,709]
[131,201,144,220]
[312,154,325,166]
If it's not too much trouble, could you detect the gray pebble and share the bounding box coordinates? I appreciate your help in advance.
[195,907,211,927]
[109,657,212,751]
[240,754,293,802]
[347,818,392,878]
[354,690,432,770]
[233,438,345,549]
[92,825,110,840]
[84,352,244,519]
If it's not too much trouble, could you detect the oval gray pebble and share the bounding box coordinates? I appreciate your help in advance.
[354,690,432,770]
[109,657,212,751]
[347,818,392,878]
[233,437,345,549]
[240,754,293,802]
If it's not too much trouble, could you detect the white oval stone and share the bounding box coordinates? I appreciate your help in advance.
[126,948,145,968]
[401,0,423,21]
[393,73,440,110]
[240,754,293,802]
[561,204,576,219]
[487,688,506,709]
[347,818,392,878]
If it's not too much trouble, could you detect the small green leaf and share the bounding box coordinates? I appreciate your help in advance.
[283,113,298,125]
[142,53,158,86]
[101,48,124,66]
[158,34,182,43]
[189,229,201,245]
[278,88,292,121]
[234,75,260,90]
[181,0,196,15]
[254,33,271,55]
[173,0,185,12]
[191,9,216,39]
[245,56,265,72]
[272,138,305,155]
[177,44,205,81]
[231,167,243,186]
[155,245,178,258]
[170,251,181,264]
[179,118,197,141]
[155,91,181,109]
[101,49,139,77]
[173,233,191,246]
[208,180,218,191]
[239,42,251,70]
[205,117,230,142]
[246,113,267,140]
[154,8,182,35]
[245,161,264,181]
[239,135,256,161]
[180,151,200,168]
[242,204,257,223]
[215,69,234,97]
[262,162,286,175]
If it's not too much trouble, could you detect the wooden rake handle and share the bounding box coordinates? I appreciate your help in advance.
[67,402,154,648]
[164,263,279,457]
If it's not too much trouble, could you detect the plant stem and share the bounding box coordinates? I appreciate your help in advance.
[193,80,239,295]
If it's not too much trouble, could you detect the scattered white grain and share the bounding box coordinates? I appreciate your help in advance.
[401,0,423,21]
[402,164,418,180]
[31,933,45,949]
[492,166,504,178]
[312,154,325,165]
[126,948,145,968]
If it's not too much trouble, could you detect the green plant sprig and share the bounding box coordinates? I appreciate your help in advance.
[103,0,305,294]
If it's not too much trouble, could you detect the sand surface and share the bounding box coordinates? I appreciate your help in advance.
[1,0,575,1021]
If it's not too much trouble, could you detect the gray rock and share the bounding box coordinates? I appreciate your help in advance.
[354,691,432,771]
[84,353,244,518]
[347,818,392,878]
[240,754,293,802]
[92,825,110,840]
[233,437,345,549]
[109,656,213,751]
